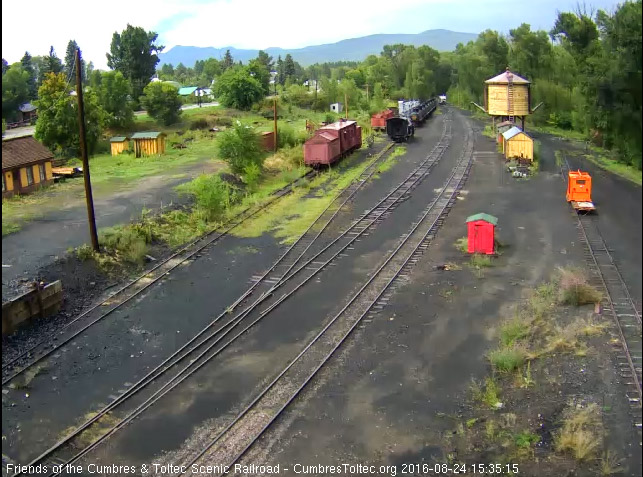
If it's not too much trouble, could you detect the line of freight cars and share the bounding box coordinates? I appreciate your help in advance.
[304,119,362,166]
[386,98,438,142]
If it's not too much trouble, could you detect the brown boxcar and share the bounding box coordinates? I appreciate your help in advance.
[318,120,361,155]
[304,132,341,166]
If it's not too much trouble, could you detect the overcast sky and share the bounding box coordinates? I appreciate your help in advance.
[2,0,623,70]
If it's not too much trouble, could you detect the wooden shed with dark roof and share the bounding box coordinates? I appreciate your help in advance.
[131,132,166,157]
[2,136,55,198]
[110,136,130,156]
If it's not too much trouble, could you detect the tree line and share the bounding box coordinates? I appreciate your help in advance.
[2,1,640,169]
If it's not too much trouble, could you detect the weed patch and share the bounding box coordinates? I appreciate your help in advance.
[454,237,468,253]
[557,266,602,306]
[499,318,530,347]
[488,345,527,373]
[555,402,602,461]
[471,377,502,409]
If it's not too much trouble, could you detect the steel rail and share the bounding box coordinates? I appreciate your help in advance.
[181,120,474,476]
[2,169,316,383]
[11,141,402,476]
[560,156,642,430]
[21,120,453,477]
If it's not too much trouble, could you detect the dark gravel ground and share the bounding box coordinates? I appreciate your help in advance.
[239,120,641,476]
[2,159,223,300]
[0,132,400,465]
[2,111,640,475]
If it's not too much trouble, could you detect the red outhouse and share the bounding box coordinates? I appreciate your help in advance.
[466,213,498,255]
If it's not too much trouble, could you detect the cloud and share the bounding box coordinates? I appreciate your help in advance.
[2,0,624,70]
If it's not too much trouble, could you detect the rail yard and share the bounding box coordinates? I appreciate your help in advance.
[2,105,642,477]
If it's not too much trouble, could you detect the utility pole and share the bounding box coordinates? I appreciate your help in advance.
[366,84,369,103]
[345,92,348,120]
[273,97,278,152]
[75,49,99,252]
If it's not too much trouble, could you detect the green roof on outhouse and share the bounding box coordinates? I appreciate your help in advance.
[110,136,128,142]
[466,213,498,225]
[131,132,165,139]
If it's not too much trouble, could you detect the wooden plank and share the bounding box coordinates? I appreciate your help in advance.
[2,281,63,335]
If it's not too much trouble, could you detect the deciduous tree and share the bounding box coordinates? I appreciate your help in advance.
[213,66,264,110]
[139,81,182,125]
[35,72,103,156]
[107,24,164,107]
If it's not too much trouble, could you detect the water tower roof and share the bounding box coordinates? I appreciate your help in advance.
[485,68,530,84]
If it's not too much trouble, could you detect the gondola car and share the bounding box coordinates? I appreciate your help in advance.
[386,116,414,142]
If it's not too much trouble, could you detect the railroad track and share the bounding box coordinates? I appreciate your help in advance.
[179,119,474,477]
[2,138,398,387]
[561,157,642,435]
[12,114,454,477]
[1,168,315,384]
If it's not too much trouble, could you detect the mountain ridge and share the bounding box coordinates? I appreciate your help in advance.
[158,29,478,67]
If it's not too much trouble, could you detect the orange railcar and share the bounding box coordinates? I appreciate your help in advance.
[567,170,595,212]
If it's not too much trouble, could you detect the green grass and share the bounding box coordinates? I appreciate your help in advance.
[499,318,530,347]
[583,152,642,186]
[454,236,468,253]
[471,377,502,409]
[488,345,527,373]
[233,148,385,244]
[529,124,641,186]
[514,430,540,449]
[375,145,407,174]
[470,253,493,269]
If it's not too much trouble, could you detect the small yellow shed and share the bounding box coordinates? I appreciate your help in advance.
[110,136,130,156]
[131,132,166,158]
[502,126,533,161]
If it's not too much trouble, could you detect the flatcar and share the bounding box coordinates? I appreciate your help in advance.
[386,116,414,142]
[304,119,362,166]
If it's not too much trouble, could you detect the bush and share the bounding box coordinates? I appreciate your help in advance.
[140,82,182,126]
[178,174,237,220]
[217,122,263,174]
[99,226,149,265]
[243,162,262,190]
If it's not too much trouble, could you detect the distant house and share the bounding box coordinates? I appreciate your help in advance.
[131,132,166,157]
[17,102,37,123]
[2,136,55,198]
[178,86,199,97]
[330,102,343,113]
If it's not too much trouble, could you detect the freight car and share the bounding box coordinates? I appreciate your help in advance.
[409,98,437,126]
[386,116,414,142]
[304,120,362,166]
[371,109,394,130]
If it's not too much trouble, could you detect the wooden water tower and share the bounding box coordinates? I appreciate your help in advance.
[485,68,531,129]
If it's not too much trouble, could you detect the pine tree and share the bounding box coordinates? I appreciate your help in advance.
[276,55,284,85]
[43,46,63,78]
[21,52,37,99]
[222,50,234,71]
[64,40,85,82]
[284,54,296,82]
